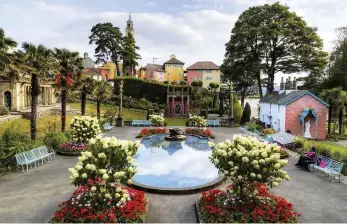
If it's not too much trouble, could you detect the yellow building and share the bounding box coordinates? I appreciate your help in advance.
[163,55,184,82]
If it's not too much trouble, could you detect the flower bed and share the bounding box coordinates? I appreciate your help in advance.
[196,184,300,223]
[70,116,101,144]
[185,128,215,138]
[137,128,167,138]
[187,115,207,127]
[56,142,87,156]
[51,185,148,223]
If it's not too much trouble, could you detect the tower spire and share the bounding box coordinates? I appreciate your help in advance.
[129,12,132,21]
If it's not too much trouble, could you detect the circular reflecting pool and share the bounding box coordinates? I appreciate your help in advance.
[133,134,219,189]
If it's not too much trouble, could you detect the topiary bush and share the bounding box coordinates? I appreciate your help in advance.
[240,102,251,125]
[200,109,208,119]
[232,95,242,123]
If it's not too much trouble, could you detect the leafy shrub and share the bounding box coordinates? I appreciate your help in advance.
[43,122,69,150]
[189,108,200,116]
[327,133,347,142]
[240,102,251,125]
[70,116,102,144]
[187,115,207,127]
[209,135,290,200]
[0,105,9,115]
[293,136,305,148]
[247,123,261,132]
[262,128,277,135]
[200,109,208,119]
[0,127,36,174]
[149,114,165,126]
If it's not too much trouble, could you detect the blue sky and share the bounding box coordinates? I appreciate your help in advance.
[1,0,347,85]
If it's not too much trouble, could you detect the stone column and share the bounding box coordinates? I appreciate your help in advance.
[181,96,183,115]
[172,96,174,115]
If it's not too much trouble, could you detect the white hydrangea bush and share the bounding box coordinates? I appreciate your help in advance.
[209,135,289,199]
[70,116,102,144]
[149,114,165,126]
[68,135,141,205]
[189,115,207,127]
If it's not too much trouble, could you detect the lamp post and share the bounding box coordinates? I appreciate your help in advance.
[228,80,235,127]
[117,78,124,127]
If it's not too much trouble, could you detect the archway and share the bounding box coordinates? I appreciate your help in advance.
[4,91,11,110]
[175,104,181,115]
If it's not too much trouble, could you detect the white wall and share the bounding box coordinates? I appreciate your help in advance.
[259,102,286,132]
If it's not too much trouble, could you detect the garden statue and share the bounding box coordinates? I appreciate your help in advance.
[303,120,312,138]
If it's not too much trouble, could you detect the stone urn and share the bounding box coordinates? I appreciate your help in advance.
[165,128,186,141]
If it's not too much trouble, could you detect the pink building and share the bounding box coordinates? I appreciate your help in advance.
[187,70,202,86]
[166,85,189,117]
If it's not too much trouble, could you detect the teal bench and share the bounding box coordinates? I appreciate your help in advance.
[309,154,344,182]
[15,146,55,172]
[207,120,220,127]
[103,123,114,131]
[131,120,152,127]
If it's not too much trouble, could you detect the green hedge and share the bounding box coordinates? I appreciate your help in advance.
[113,78,168,104]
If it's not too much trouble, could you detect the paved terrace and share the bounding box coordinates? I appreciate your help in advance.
[0,127,346,223]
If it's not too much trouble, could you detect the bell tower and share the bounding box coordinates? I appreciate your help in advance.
[125,12,134,36]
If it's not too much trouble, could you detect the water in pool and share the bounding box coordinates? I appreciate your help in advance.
[133,134,219,189]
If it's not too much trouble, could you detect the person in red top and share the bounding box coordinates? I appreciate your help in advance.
[295,146,316,171]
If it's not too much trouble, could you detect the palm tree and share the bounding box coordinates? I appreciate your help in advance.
[0,28,17,71]
[0,28,22,82]
[20,43,53,140]
[73,76,96,115]
[93,80,112,120]
[52,48,83,131]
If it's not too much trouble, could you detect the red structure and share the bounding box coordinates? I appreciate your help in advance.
[187,70,202,86]
[285,94,328,140]
[166,85,189,117]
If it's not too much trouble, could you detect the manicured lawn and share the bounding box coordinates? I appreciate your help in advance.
[0,103,187,135]
[0,115,74,135]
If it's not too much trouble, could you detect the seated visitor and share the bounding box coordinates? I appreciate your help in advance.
[295,146,316,171]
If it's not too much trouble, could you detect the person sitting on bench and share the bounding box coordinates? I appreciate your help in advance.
[295,146,316,171]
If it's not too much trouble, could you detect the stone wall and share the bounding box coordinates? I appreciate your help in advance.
[21,109,81,119]
[0,115,22,124]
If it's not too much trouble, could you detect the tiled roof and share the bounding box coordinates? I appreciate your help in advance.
[259,90,329,107]
[83,57,95,68]
[145,63,165,72]
[186,61,220,70]
[163,58,184,65]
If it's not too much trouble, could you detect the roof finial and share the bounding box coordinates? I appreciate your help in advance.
[129,12,131,21]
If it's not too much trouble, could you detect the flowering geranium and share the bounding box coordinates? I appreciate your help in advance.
[70,116,101,144]
[52,185,148,223]
[209,135,289,200]
[149,114,165,126]
[188,115,207,127]
[137,128,167,138]
[68,136,140,206]
[198,184,300,223]
[185,128,214,138]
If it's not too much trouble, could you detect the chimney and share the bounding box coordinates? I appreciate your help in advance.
[170,54,176,59]
[280,77,285,90]
[293,77,297,90]
[288,76,293,90]
[285,78,289,90]
[84,52,88,58]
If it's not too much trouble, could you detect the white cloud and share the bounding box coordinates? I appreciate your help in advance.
[0,0,346,85]
[146,1,157,6]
